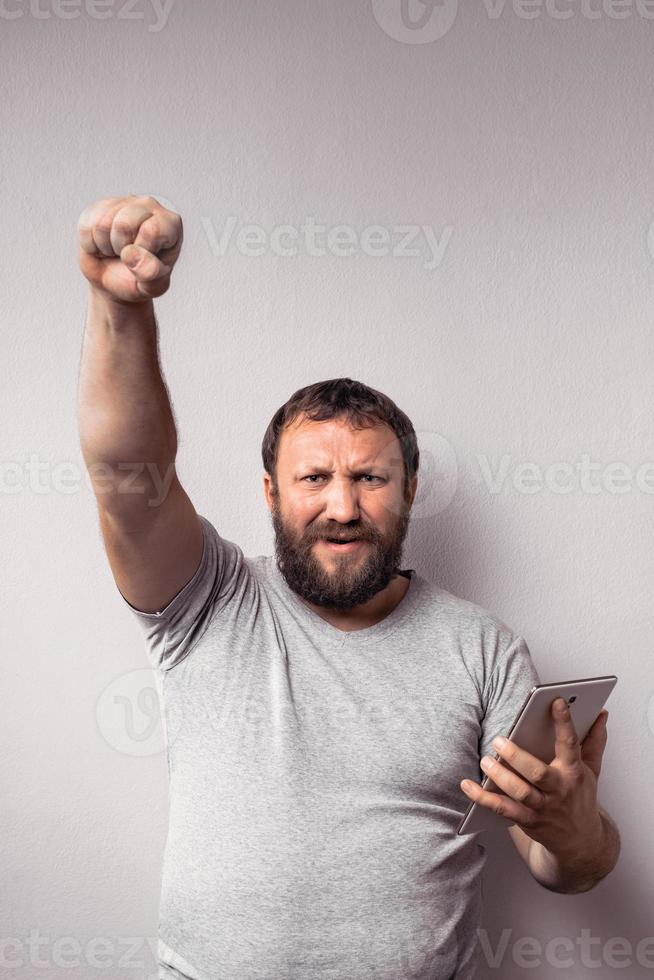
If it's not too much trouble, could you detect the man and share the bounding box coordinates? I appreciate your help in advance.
[77,195,620,980]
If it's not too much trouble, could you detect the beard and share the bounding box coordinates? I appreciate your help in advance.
[269,487,412,611]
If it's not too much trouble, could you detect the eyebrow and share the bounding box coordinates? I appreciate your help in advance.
[295,463,390,475]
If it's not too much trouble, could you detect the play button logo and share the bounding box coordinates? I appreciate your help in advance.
[371,0,459,43]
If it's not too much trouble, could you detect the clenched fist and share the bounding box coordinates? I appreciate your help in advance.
[77,195,183,303]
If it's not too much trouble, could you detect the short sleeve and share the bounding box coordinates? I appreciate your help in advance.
[118,514,247,671]
[479,634,541,762]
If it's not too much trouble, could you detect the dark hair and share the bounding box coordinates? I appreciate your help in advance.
[261,378,419,495]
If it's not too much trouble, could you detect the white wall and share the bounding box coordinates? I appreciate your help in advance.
[1,2,652,977]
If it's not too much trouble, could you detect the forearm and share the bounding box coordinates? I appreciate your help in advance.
[527,807,621,894]
[78,287,178,503]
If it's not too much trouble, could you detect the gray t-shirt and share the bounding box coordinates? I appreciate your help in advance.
[120,514,541,980]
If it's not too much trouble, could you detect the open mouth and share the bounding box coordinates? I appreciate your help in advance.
[320,538,365,552]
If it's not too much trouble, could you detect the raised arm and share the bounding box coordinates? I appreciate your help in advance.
[77,195,203,614]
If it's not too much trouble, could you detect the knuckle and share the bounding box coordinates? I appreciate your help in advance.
[515,783,531,804]
[138,214,160,239]
[96,214,114,235]
[568,764,584,784]
[530,764,548,783]
[113,217,134,236]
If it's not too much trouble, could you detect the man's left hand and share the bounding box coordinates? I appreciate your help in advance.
[460,698,609,855]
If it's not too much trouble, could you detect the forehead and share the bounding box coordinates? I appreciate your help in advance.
[278,416,402,467]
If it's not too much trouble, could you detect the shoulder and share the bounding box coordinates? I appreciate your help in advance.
[415,575,514,646]
[411,574,520,693]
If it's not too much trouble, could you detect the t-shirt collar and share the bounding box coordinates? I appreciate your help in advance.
[266,557,423,648]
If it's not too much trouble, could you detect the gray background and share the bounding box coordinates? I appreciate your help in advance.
[1,1,652,977]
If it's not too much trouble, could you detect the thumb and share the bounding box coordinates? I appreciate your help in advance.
[581,710,608,779]
[119,243,173,299]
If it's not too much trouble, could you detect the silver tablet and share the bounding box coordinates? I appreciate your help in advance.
[456,674,618,836]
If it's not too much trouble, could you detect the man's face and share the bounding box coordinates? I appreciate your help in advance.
[263,415,417,610]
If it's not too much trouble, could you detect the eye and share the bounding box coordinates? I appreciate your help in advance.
[301,474,384,484]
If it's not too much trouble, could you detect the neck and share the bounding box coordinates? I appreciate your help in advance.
[300,571,411,632]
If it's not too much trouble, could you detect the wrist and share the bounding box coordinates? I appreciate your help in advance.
[529,811,610,891]
[549,810,606,865]
[87,285,154,327]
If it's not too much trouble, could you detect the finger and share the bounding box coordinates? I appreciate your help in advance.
[460,778,538,829]
[580,709,608,779]
[109,202,156,256]
[133,207,183,267]
[479,754,547,812]
[552,697,583,770]
[490,735,560,793]
[78,197,121,255]
[92,198,130,257]
[120,243,172,293]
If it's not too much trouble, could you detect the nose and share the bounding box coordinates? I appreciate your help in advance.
[322,478,361,525]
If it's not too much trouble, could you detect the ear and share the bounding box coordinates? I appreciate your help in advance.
[407,474,418,508]
[263,471,274,512]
